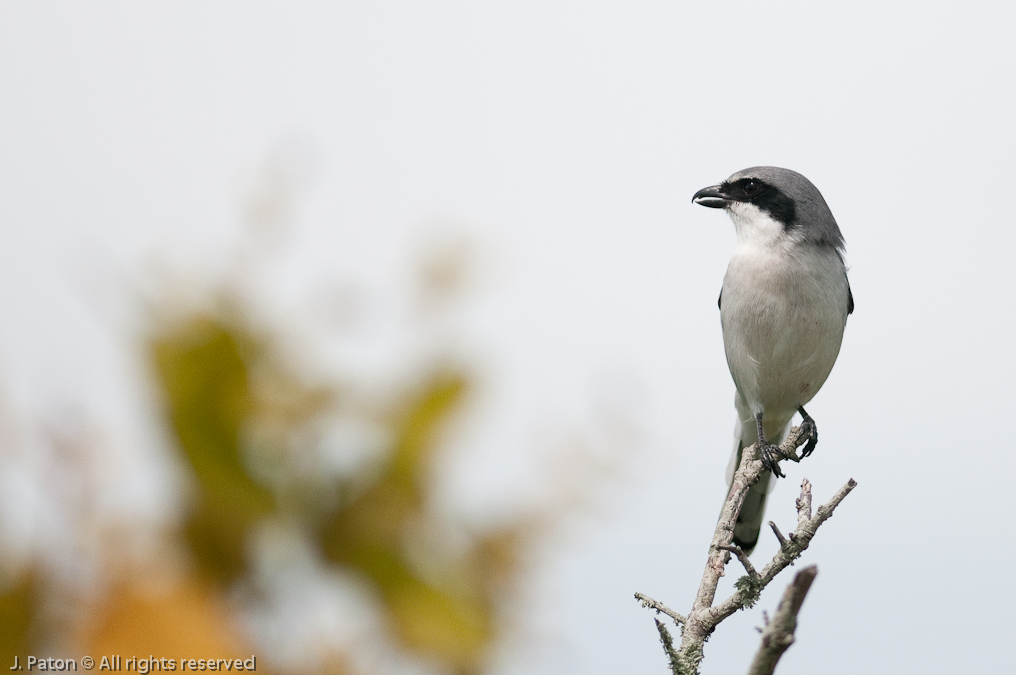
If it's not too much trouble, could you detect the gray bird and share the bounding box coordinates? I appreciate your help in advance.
[692,167,853,553]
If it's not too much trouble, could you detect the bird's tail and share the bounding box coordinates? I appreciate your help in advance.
[723,417,789,555]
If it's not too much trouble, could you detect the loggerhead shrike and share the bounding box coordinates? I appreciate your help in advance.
[692,167,853,554]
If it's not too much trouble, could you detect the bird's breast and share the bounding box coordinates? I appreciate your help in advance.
[720,242,848,414]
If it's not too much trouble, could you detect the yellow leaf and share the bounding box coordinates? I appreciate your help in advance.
[78,575,256,666]
[0,574,34,666]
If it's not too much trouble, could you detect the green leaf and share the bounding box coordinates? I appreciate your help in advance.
[150,317,274,584]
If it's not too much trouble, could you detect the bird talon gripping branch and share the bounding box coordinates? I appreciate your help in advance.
[797,408,819,458]
[694,167,852,555]
[757,443,786,478]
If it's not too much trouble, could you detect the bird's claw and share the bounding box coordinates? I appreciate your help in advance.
[798,416,818,458]
[758,442,785,478]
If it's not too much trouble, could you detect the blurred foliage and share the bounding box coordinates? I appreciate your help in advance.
[0,162,614,674]
[145,301,529,674]
[152,317,275,585]
[0,575,34,667]
[319,373,493,669]
[78,578,252,665]
[0,290,539,674]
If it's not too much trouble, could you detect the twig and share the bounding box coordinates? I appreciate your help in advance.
[633,419,857,675]
[795,478,812,530]
[746,566,818,675]
[655,618,682,674]
[710,477,855,625]
[635,592,687,625]
[690,425,808,612]
[769,521,788,548]
[717,545,759,579]
[816,479,856,519]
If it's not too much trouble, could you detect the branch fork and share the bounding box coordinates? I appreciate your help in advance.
[634,421,857,674]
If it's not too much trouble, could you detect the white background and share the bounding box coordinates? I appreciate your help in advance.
[1,2,1014,673]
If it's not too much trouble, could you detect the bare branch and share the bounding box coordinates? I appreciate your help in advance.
[635,592,687,625]
[718,545,759,580]
[688,424,809,614]
[634,417,857,674]
[816,478,857,518]
[795,478,813,530]
[746,566,818,675]
[655,618,682,675]
[711,477,856,625]
[768,520,788,548]
[760,478,856,579]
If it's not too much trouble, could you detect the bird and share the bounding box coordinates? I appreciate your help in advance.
[692,167,853,554]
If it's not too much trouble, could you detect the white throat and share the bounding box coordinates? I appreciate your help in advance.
[727,202,790,249]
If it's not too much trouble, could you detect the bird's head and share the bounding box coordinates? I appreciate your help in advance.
[693,166,844,251]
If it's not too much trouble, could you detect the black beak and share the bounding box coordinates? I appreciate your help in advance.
[692,184,730,209]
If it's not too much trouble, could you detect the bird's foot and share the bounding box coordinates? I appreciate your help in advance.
[797,407,818,458]
[757,441,786,478]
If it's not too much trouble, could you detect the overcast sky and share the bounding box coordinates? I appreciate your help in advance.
[2,2,1015,673]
